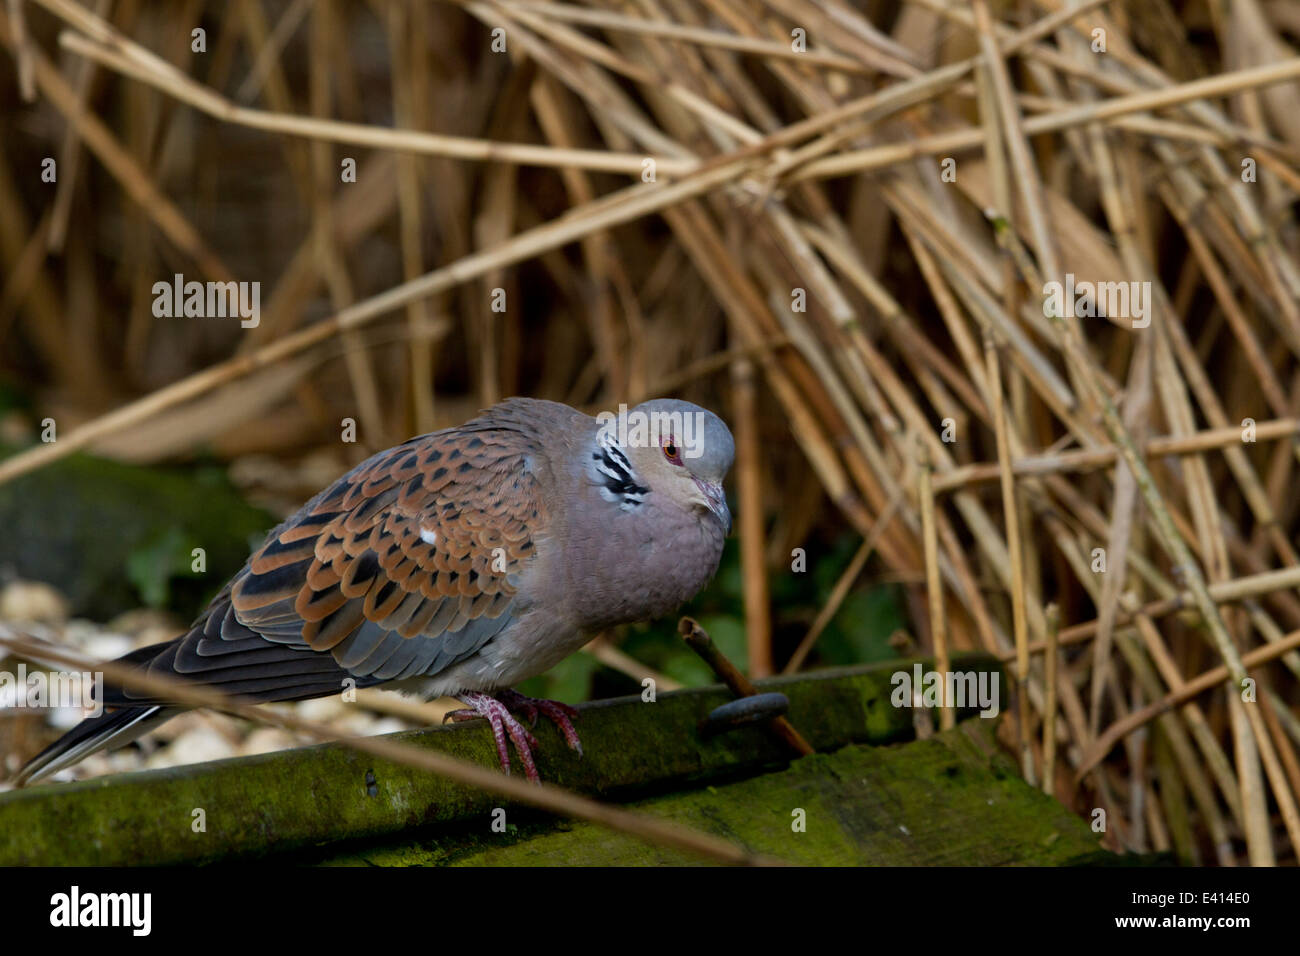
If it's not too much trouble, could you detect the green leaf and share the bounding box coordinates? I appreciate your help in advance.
[126,527,201,609]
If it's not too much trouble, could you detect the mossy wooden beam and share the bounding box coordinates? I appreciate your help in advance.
[322,721,1112,866]
[0,655,1000,865]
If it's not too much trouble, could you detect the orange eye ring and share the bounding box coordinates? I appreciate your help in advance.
[663,438,682,465]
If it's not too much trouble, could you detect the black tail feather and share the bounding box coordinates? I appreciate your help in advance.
[13,704,177,788]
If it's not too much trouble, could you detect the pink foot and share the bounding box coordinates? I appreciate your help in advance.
[445,691,540,781]
[444,689,583,781]
[497,688,583,757]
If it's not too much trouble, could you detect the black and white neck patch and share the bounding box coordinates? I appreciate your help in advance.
[592,432,649,509]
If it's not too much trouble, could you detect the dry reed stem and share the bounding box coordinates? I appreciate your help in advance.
[732,355,772,677]
[917,441,951,730]
[793,57,1300,181]
[984,332,1030,767]
[1042,602,1060,797]
[56,29,695,177]
[934,419,1300,492]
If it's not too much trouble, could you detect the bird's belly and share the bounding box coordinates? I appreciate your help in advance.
[395,612,588,698]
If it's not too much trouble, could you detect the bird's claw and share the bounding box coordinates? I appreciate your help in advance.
[499,689,583,757]
[446,691,540,781]
[446,690,583,780]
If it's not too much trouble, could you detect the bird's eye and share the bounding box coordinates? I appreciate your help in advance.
[663,439,682,465]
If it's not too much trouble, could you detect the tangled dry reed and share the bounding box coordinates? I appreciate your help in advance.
[2,0,1300,865]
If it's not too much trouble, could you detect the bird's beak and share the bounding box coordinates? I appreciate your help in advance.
[697,479,731,535]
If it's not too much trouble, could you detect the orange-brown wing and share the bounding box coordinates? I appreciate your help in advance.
[225,423,544,683]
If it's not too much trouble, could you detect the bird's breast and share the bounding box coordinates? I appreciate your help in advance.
[563,501,726,630]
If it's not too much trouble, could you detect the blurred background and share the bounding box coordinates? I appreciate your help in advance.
[1,0,1300,865]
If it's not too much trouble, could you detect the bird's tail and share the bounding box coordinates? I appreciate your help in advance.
[11,639,187,787]
[13,703,180,788]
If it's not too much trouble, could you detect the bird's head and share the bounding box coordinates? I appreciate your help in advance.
[596,398,734,533]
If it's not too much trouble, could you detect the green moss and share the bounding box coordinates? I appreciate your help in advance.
[337,722,1109,867]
